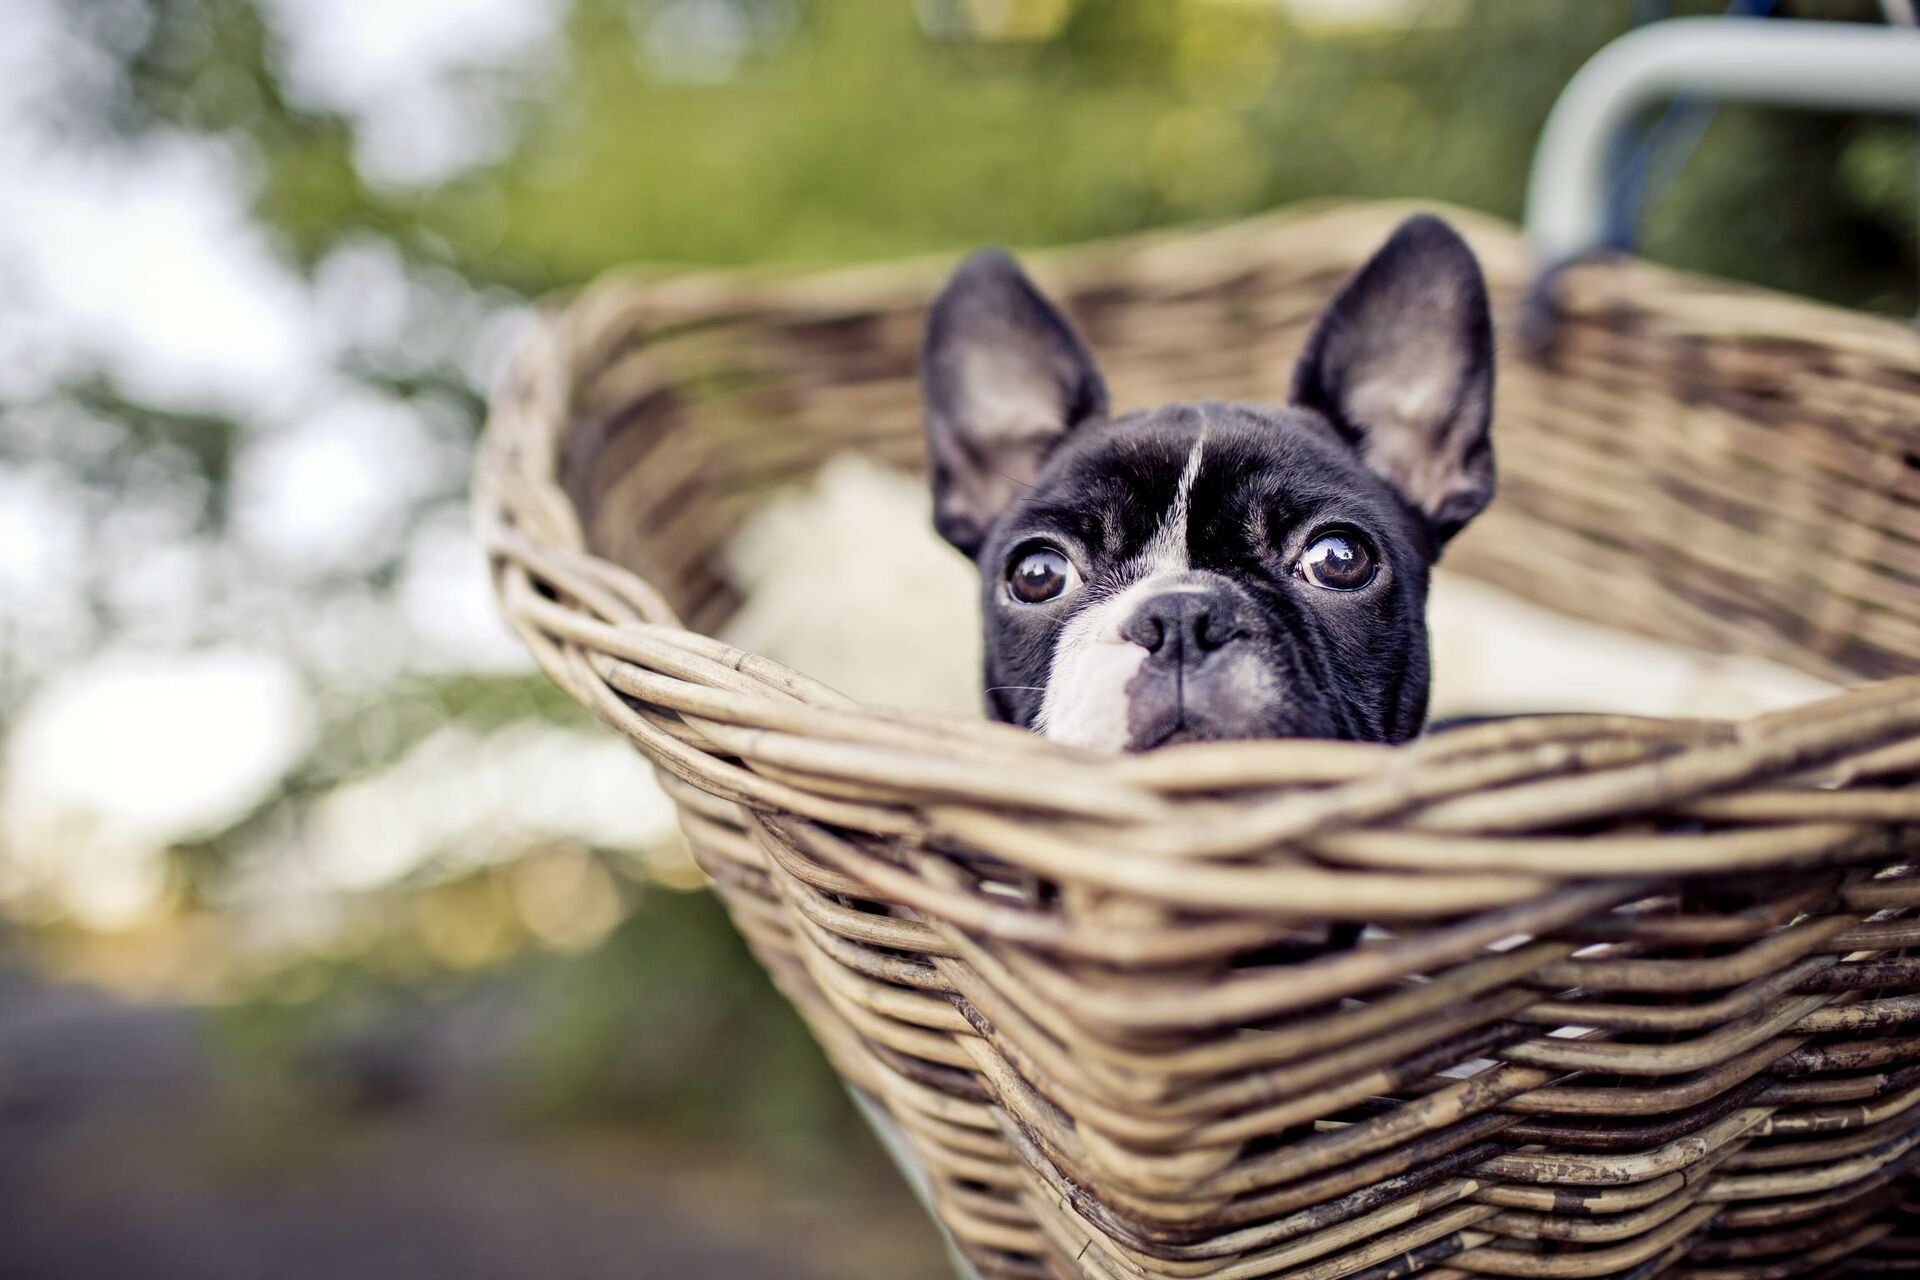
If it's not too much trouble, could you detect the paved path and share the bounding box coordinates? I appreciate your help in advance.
[0,978,947,1280]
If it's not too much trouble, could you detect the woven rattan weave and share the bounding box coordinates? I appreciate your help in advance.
[477,202,1920,1279]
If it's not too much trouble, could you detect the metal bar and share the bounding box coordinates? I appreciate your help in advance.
[1524,18,1920,269]
[848,1085,985,1280]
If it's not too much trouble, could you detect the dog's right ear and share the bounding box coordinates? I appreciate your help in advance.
[920,249,1108,558]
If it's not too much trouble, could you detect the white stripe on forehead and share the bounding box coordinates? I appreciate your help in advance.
[1138,432,1207,573]
[1034,432,1209,751]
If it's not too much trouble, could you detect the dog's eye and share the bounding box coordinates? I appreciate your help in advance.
[1299,531,1377,590]
[1007,546,1079,604]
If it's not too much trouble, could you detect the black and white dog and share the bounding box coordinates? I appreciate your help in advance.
[920,215,1494,750]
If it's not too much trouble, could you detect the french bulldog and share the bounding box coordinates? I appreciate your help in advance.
[920,215,1495,750]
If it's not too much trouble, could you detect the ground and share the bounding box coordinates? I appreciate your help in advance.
[0,975,949,1280]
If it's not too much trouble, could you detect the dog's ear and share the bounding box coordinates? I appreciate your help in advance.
[1293,215,1495,550]
[921,249,1108,558]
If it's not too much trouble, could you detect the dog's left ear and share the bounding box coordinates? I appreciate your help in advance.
[1293,214,1495,550]
[921,249,1108,558]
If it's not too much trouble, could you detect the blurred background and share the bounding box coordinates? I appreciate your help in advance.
[0,1,1915,1277]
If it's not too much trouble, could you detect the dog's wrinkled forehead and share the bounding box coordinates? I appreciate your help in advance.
[1000,401,1406,563]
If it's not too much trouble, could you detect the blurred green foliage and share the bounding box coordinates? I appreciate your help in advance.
[166,671,589,908]
[516,891,858,1161]
[106,0,1920,304]
[213,888,858,1165]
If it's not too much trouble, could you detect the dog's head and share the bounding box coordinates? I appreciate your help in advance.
[920,215,1495,749]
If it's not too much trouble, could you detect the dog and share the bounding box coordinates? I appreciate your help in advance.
[919,214,1494,749]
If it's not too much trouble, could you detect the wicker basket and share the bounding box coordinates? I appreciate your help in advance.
[476,202,1920,1279]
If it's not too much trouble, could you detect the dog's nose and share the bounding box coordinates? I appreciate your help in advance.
[1123,591,1242,666]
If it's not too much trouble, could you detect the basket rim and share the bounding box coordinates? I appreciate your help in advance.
[511,197,1919,363]
[475,200,1920,902]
